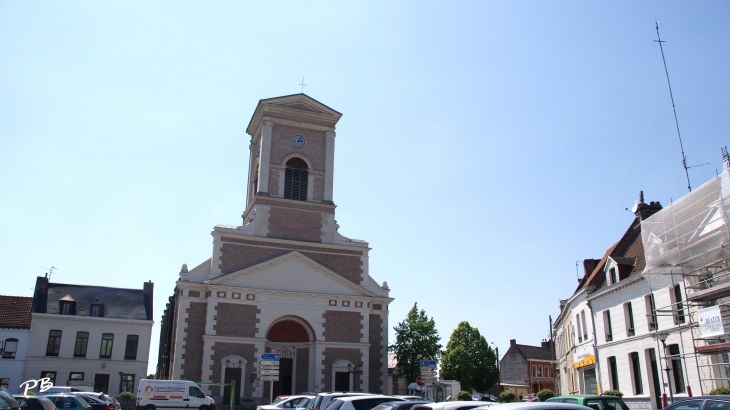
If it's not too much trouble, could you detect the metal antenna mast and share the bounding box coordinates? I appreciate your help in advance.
[655,22,692,192]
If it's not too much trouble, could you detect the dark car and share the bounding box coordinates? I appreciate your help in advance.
[70,394,115,410]
[546,396,629,410]
[43,395,92,410]
[0,390,20,410]
[13,397,56,410]
[663,396,730,410]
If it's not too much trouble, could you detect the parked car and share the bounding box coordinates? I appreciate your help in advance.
[371,400,433,410]
[325,396,404,410]
[258,396,313,410]
[411,401,485,410]
[308,393,372,410]
[135,379,215,410]
[13,397,57,410]
[0,390,20,410]
[474,404,591,410]
[661,396,730,410]
[70,394,115,410]
[521,395,538,403]
[546,396,629,410]
[44,395,92,410]
[296,399,312,410]
[392,398,424,402]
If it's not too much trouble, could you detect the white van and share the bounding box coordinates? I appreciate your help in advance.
[136,380,216,410]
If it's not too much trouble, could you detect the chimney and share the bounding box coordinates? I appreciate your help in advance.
[541,340,551,348]
[633,191,663,220]
[143,280,154,294]
[583,259,600,278]
[143,280,154,320]
[510,339,516,346]
[32,276,49,313]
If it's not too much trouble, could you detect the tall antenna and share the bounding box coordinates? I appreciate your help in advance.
[41,266,57,280]
[654,22,692,193]
[576,261,581,283]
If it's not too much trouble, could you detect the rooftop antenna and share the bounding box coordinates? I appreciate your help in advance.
[654,22,692,193]
[299,77,307,93]
[41,266,57,280]
[576,261,581,283]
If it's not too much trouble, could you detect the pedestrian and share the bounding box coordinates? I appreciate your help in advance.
[519,394,523,401]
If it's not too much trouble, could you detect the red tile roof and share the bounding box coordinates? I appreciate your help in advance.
[0,295,32,329]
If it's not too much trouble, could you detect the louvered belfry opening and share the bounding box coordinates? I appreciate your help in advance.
[284,158,308,201]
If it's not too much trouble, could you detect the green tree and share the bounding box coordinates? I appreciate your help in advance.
[498,392,515,403]
[440,321,498,392]
[537,389,555,402]
[389,303,442,383]
[456,391,473,401]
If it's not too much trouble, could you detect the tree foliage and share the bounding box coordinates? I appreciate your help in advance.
[602,390,623,398]
[710,387,730,395]
[537,389,555,402]
[498,392,515,403]
[389,303,442,383]
[440,321,498,392]
[456,391,473,401]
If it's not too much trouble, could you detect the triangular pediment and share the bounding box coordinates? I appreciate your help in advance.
[207,251,374,297]
[264,94,341,117]
[246,94,342,135]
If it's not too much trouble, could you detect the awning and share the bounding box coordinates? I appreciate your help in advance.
[574,355,596,369]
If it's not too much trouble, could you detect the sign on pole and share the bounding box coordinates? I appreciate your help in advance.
[259,360,279,366]
[420,360,437,367]
[260,375,279,381]
[260,370,280,376]
[261,353,281,361]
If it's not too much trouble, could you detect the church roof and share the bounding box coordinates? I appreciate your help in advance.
[246,93,342,135]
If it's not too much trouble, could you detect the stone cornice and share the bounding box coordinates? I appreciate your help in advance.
[32,313,153,326]
[587,274,645,301]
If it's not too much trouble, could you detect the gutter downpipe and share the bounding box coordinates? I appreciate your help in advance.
[586,298,603,394]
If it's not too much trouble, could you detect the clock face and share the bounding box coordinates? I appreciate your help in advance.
[292,135,306,148]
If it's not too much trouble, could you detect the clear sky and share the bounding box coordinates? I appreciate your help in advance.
[2,1,729,376]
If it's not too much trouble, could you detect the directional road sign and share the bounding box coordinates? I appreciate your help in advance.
[259,360,279,366]
[421,370,437,376]
[259,375,279,381]
[420,360,436,367]
[260,370,279,376]
[259,365,279,370]
[261,353,281,361]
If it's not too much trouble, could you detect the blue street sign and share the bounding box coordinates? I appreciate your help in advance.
[420,360,436,367]
[261,353,281,361]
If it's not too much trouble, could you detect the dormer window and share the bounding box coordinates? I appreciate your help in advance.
[609,268,617,285]
[59,295,76,315]
[284,158,308,201]
[90,304,104,317]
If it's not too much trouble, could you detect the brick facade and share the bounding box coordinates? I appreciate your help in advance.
[213,303,260,337]
[268,207,323,242]
[181,302,207,381]
[323,311,363,343]
[312,177,324,201]
[322,348,363,391]
[369,314,383,393]
[209,342,257,397]
[296,347,310,393]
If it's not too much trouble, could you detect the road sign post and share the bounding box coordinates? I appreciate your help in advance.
[259,353,281,404]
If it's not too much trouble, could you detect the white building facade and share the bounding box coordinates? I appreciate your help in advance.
[24,277,154,395]
[0,296,33,394]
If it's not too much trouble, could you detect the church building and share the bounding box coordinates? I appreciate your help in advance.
[157,94,392,403]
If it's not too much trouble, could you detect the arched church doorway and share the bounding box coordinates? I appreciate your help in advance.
[266,317,314,397]
[221,356,246,405]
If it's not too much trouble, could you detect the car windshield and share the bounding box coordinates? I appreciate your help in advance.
[310,397,323,410]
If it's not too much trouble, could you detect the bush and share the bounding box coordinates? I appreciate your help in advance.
[710,387,730,395]
[498,392,515,403]
[118,392,135,410]
[602,390,624,398]
[537,389,555,402]
[456,391,472,401]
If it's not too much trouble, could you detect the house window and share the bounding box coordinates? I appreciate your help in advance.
[603,310,613,342]
[120,374,135,393]
[90,304,104,318]
[46,330,62,356]
[74,332,89,358]
[669,344,686,393]
[576,315,583,343]
[124,335,139,360]
[630,352,643,394]
[581,310,588,340]
[645,293,658,330]
[2,338,18,359]
[70,372,84,381]
[609,268,617,285]
[608,356,619,390]
[674,285,685,324]
[60,301,76,315]
[624,302,635,336]
[284,158,308,201]
[40,371,57,386]
[0,378,9,390]
[99,334,113,359]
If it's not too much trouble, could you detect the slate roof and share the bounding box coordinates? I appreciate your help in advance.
[513,343,554,361]
[32,278,153,321]
[0,295,33,329]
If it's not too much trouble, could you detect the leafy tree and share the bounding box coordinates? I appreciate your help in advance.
[498,392,515,403]
[440,321,498,392]
[389,303,442,383]
[602,390,623,398]
[456,391,473,401]
[537,389,555,402]
[710,387,730,395]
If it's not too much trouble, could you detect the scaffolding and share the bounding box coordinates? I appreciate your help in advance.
[642,168,730,394]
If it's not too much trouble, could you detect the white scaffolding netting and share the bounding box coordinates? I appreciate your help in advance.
[642,169,730,275]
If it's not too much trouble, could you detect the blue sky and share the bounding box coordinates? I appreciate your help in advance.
[2,1,729,376]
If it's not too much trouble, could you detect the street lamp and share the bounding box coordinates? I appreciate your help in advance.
[491,343,501,396]
[655,332,673,404]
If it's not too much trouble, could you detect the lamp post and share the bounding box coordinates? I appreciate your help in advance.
[491,343,501,397]
[656,332,674,404]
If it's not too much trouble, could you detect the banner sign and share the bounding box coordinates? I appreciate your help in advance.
[698,306,725,337]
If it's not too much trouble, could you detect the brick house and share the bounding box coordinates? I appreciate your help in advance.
[157,94,392,404]
[500,339,555,397]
